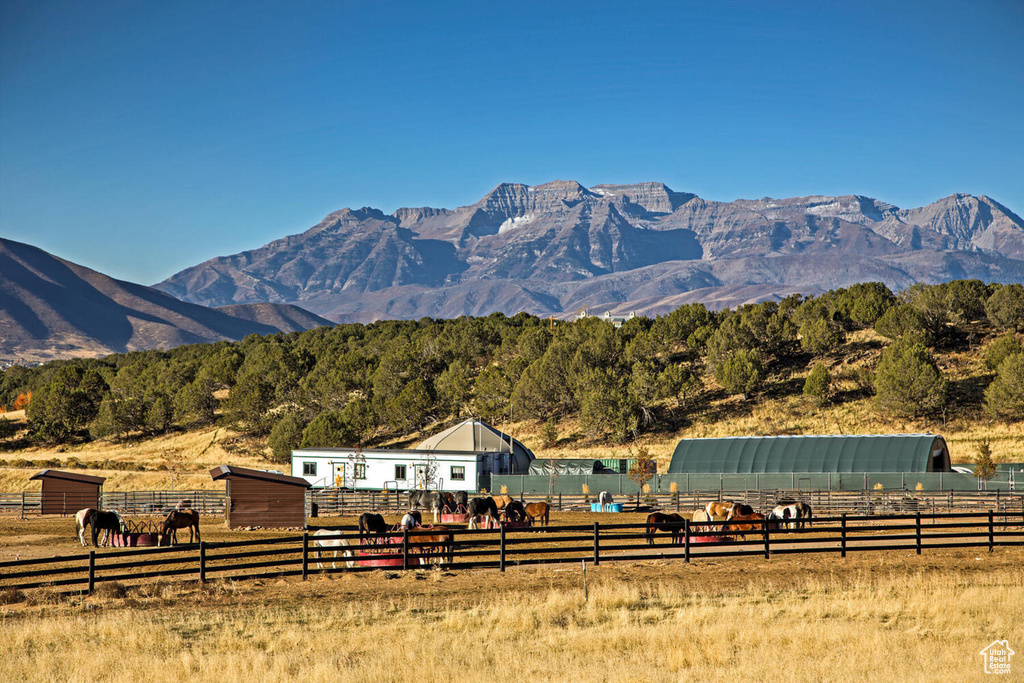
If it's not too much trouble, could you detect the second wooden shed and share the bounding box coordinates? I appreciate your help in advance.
[209,466,311,529]
[29,469,106,515]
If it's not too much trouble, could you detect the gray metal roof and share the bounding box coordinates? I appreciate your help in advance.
[668,434,951,474]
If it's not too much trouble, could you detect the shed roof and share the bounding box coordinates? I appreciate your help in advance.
[210,465,311,488]
[668,434,950,474]
[29,469,106,485]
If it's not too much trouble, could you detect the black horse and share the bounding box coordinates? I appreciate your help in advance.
[468,497,500,526]
[89,510,123,547]
[504,500,527,523]
[358,512,388,544]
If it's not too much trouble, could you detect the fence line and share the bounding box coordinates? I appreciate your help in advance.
[2,511,1022,595]
[2,487,1021,519]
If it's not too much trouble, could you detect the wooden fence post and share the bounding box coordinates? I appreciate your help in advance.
[302,532,309,580]
[403,529,410,570]
[915,513,922,555]
[988,511,995,553]
[558,493,562,511]
[87,551,95,594]
[199,541,206,583]
[20,492,25,520]
[684,520,690,563]
[840,513,847,558]
[763,520,770,559]
[499,525,506,573]
[593,522,600,566]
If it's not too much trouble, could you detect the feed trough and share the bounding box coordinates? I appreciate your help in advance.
[356,535,404,567]
[590,503,624,512]
[439,504,471,524]
[110,519,171,547]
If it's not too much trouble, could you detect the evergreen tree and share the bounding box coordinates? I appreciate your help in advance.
[984,353,1024,420]
[803,363,832,406]
[269,412,306,463]
[984,333,1022,371]
[714,349,764,397]
[799,318,845,356]
[973,441,997,490]
[173,379,217,429]
[874,304,931,343]
[300,411,356,449]
[986,284,1024,332]
[874,339,948,418]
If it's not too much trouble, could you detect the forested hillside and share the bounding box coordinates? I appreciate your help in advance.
[2,280,1023,483]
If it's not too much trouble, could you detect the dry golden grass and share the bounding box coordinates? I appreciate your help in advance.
[0,560,1020,682]
[0,424,275,491]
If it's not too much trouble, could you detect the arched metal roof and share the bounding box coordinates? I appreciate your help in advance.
[668,434,951,473]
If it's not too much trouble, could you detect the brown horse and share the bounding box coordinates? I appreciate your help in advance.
[645,512,686,545]
[723,512,766,539]
[161,508,201,545]
[705,500,754,520]
[490,494,514,510]
[406,525,454,566]
[524,502,550,527]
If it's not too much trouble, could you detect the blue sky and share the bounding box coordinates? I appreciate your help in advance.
[2,0,1022,284]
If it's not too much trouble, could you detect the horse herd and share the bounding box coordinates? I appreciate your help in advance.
[405,491,550,527]
[645,499,814,545]
[309,493,554,569]
[73,503,201,547]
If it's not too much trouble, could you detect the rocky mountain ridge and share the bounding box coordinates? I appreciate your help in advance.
[148,181,1024,322]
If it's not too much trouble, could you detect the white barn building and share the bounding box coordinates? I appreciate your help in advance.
[291,420,535,492]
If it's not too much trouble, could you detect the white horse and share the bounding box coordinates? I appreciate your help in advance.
[769,502,811,530]
[399,512,420,530]
[598,491,614,512]
[690,509,713,534]
[75,507,97,546]
[313,529,354,569]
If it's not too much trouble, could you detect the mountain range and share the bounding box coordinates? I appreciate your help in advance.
[154,181,1024,323]
[0,238,332,365]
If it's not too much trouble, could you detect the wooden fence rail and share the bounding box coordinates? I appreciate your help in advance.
[2,511,1022,595]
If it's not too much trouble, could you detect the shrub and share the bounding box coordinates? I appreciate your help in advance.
[714,349,764,396]
[300,411,356,449]
[874,304,930,343]
[803,363,832,406]
[874,339,948,418]
[984,353,1024,420]
[986,284,1024,332]
[984,333,1022,371]
[269,412,306,463]
[799,318,845,356]
[973,441,997,485]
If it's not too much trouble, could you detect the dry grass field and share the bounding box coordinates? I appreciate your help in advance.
[1,513,1022,681]
[1,545,1021,682]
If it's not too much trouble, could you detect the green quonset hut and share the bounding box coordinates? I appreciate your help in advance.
[668,434,952,474]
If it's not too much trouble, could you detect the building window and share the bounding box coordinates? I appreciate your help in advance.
[451,466,465,481]
[303,462,317,477]
[395,464,407,480]
[354,463,366,480]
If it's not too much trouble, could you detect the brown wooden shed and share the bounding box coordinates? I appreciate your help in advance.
[29,469,105,515]
[210,465,311,529]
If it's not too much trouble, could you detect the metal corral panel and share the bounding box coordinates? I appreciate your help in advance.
[668,434,951,474]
